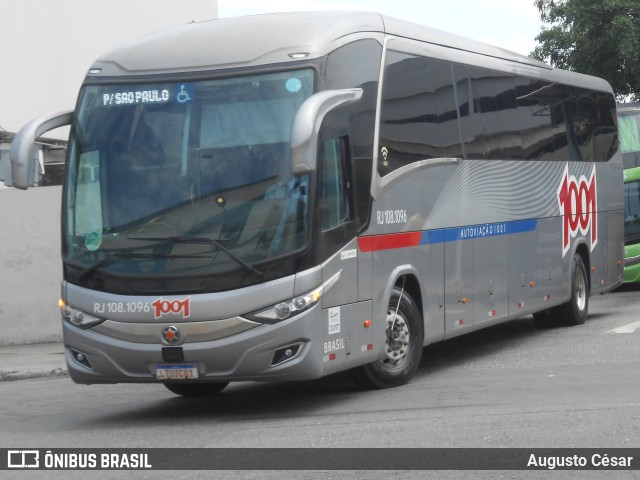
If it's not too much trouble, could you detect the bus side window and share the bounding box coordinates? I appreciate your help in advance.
[378,51,462,176]
[321,137,352,231]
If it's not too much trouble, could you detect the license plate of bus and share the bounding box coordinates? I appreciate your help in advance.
[156,363,199,380]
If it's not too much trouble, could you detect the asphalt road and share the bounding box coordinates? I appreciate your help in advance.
[2,285,640,479]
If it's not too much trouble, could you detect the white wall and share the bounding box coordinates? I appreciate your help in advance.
[0,187,63,345]
[0,0,217,137]
[0,0,218,345]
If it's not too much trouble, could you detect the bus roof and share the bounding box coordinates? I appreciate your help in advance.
[86,11,611,93]
[90,11,386,77]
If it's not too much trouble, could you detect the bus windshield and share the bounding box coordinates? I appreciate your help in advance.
[63,69,314,280]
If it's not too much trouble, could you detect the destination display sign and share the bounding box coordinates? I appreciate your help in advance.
[99,83,194,106]
[102,89,170,106]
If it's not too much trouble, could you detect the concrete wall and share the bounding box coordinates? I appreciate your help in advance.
[0,187,63,346]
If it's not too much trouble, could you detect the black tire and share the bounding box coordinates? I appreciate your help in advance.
[164,382,229,397]
[350,286,423,389]
[559,253,589,326]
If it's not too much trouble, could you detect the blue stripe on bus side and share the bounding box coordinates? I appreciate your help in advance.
[420,219,538,245]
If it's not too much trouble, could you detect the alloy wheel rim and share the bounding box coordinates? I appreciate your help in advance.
[576,268,587,311]
[382,311,411,367]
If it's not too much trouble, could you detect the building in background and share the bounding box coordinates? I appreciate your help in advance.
[0,0,218,345]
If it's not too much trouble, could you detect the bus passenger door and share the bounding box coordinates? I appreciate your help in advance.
[317,136,373,366]
[318,136,359,308]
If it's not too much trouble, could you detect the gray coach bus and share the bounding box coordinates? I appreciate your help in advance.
[10,12,623,395]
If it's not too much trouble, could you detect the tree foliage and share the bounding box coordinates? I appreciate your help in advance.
[531,0,640,100]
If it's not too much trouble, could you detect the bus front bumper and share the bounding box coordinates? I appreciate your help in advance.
[62,300,376,384]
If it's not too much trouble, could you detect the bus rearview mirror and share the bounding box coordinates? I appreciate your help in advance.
[10,110,73,190]
[291,88,362,175]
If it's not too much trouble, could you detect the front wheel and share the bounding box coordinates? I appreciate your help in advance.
[164,382,229,397]
[350,286,424,389]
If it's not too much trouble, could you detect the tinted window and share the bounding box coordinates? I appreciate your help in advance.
[575,91,600,162]
[321,137,352,231]
[515,79,557,161]
[454,65,520,159]
[378,51,462,176]
[325,39,381,91]
[453,64,486,159]
[550,85,577,160]
[595,93,619,163]
[378,48,617,172]
[325,39,381,231]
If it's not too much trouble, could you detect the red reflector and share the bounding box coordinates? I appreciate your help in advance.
[367,344,373,351]
[329,353,336,361]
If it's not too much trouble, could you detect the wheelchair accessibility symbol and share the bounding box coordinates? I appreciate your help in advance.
[176,84,193,103]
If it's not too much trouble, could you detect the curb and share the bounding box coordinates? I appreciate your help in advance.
[0,342,67,382]
[0,368,68,382]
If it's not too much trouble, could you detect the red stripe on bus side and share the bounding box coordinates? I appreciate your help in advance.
[357,232,422,252]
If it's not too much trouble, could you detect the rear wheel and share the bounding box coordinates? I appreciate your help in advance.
[350,286,423,389]
[533,253,589,328]
[560,253,589,326]
[164,382,229,397]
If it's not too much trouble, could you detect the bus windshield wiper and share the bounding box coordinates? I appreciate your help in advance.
[77,252,211,282]
[127,236,264,278]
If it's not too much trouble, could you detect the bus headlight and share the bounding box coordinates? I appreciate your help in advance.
[59,299,106,330]
[245,270,341,324]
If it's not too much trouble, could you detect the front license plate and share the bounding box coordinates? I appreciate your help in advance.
[156,363,199,380]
